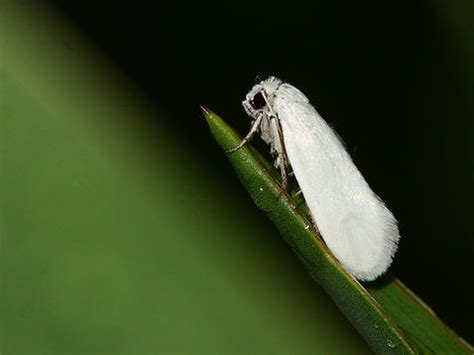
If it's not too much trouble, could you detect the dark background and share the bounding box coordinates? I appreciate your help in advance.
[50,0,474,343]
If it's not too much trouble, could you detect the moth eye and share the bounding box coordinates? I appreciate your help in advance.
[249,91,266,110]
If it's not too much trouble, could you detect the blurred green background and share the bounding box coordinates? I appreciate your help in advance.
[1,0,472,353]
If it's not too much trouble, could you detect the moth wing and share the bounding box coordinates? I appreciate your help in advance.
[274,87,399,281]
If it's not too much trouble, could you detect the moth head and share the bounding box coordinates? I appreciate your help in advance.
[242,76,282,118]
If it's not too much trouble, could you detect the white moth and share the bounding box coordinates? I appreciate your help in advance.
[231,76,400,281]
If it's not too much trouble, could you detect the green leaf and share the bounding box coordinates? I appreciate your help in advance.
[202,107,473,354]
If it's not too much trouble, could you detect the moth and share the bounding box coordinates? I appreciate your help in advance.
[230,76,400,281]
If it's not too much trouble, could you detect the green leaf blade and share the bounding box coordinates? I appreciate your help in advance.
[368,279,472,354]
[202,107,473,354]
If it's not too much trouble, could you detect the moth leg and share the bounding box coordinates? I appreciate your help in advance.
[275,117,290,191]
[278,166,296,208]
[227,113,263,153]
[279,160,288,191]
[269,115,290,193]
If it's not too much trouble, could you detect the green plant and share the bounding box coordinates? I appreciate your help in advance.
[203,107,473,354]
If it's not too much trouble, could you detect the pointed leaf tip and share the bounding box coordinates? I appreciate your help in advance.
[200,105,211,117]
